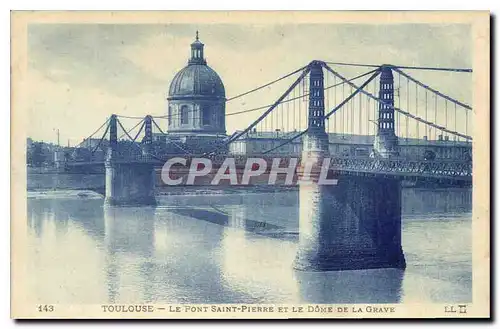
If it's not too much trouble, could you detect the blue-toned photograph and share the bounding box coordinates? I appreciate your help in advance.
[24,20,474,308]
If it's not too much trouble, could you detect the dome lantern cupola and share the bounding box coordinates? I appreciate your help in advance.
[188,31,207,65]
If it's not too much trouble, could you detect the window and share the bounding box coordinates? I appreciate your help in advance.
[168,106,172,126]
[202,106,211,125]
[212,111,219,126]
[181,105,189,125]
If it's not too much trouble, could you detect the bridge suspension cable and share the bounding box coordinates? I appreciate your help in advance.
[224,67,311,145]
[322,63,472,141]
[392,67,472,110]
[114,117,148,156]
[324,69,381,119]
[150,118,193,155]
[117,118,168,162]
[326,61,381,69]
[225,65,308,102]
[90,120,111,154]
[118,118,145,140]
[115,114,148,120]
[149,68,378,126]
[117,118,142,143]
[262,130,307,155]
[326,61,472,73]
[75,117,110,149]
[391,65,472,73]
[238,68,380,154]
[225,68,379,118]
[322,66,382,137]
[202,66,311,156]
[130,121,146,144]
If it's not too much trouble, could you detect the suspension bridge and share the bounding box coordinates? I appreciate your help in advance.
[61,60,473,271]
[65,60,472,183]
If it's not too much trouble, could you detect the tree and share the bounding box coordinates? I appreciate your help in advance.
[30,142,46,167]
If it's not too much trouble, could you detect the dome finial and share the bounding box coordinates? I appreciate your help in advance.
[188,31,206,65]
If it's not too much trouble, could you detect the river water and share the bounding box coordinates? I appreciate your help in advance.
[26,188,472,304]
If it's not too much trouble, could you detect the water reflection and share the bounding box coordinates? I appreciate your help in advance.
[104,206,155,256]
[167,205,293,240]
[219,204,299,302]
[28,199,105,240]
[295,269,404,303]
[103,206,155,303]
[26,188,472,304]
[220,205,404,303]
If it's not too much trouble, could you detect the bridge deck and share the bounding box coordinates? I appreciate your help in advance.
[66,155,472,182]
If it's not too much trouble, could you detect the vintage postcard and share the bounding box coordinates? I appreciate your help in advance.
[11,11,490,319]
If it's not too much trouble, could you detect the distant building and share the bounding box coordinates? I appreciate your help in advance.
[229,130,302,156]
[81,138,108,151]
[229,131,471,161]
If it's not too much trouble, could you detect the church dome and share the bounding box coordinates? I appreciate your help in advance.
[166,32,227,137]
[168,64,225,99]
[168,32,225,100]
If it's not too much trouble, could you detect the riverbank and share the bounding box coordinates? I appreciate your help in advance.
[27,184,298,199]
[27,190,104,199]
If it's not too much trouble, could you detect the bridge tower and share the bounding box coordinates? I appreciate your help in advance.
[105,114,156,206]
[108,114,118,157]
[303,60,329,157]
[373,65,399,158]
[142,115,153,158]
[293,61,405,271]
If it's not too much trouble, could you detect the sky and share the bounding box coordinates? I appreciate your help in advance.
[27,23,472,145]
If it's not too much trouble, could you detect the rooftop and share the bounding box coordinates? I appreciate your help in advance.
[230,131,471,147]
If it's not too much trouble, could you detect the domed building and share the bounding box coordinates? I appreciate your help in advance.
[164,32,227,154]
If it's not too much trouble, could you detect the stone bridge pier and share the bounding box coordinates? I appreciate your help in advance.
[294,169,406,271]
[104,114,157,206]
[293,61,405,271]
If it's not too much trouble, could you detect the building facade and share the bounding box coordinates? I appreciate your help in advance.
[229,131,472,161]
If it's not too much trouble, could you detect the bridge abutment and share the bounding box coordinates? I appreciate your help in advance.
[104,161,157,206]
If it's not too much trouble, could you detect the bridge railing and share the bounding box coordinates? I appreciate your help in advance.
[329,156,472,179]
[67,151,472,180]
